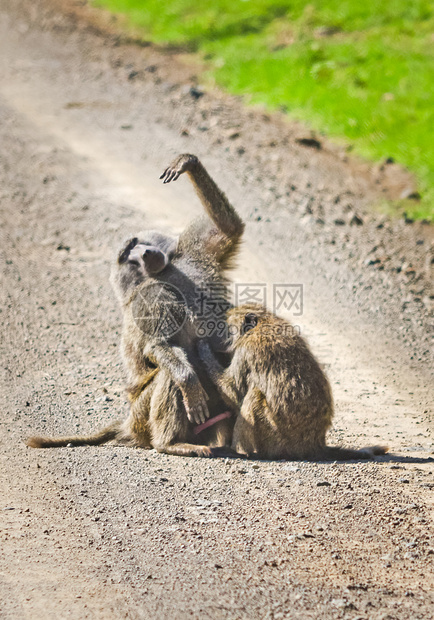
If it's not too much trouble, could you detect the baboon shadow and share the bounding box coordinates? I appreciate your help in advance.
[366,453,434,465]
[211,450,434,464]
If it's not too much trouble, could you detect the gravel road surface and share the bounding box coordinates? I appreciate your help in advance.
[1,1,433,618]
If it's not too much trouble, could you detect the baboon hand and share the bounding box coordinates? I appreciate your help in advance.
[181,377,210,425]
[160,154,199,184]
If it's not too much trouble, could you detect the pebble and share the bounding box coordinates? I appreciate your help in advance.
[189,86,204,100]
[283,465,300,472]
[349,213,364,226]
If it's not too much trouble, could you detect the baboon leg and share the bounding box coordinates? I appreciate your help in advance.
[231,390,259,457]
[143,340,210,425]
[207,418,234,448]
[232,416,257,457]
[147,370,188,445]
[147,370,234,458]
[128,389,153,448]
[196,417,237,457]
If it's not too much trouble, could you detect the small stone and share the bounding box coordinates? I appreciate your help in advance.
[56,242,70,251]
[400,188,421,200]
[364,258,381,266]
[349,214,364,226]
[296,137,321,150]
[317,481,331,487]
[189,86,204,100]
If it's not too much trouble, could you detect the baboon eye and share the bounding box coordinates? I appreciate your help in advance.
[243,313,258,333]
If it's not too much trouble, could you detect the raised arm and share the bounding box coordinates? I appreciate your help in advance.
[160,154,244,262]
[144,339,209,425]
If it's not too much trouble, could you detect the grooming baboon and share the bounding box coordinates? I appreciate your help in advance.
[199,304,388,460]
[27,154,243,457]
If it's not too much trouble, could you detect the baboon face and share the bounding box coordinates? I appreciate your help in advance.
[112,232,178,300]
[227,304,264,345]
[117,232,178,275]
[242,312,258,334]
[128,243,168,276]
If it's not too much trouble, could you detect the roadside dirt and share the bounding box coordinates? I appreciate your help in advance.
[0,1,433,618]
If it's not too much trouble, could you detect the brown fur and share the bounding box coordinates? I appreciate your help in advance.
[26,154,243,457]
[199,304,388,461]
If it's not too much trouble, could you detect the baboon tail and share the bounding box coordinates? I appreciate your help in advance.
[26,421,123,449]
[319,445,389,461]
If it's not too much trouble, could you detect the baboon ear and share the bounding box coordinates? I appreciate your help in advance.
[118,238,138,264]
[243,313,258,333]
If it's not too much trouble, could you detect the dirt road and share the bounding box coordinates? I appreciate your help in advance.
[1,1,433,618]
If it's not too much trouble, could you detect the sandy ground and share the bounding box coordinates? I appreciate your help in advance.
[0,1,433,618]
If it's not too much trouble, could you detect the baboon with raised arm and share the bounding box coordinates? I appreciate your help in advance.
[199,304,388,460]
[27,154,243,457]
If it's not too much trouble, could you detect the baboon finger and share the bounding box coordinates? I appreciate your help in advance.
[192,405,200,425]
[193,404,205,425]
[197,404,207,425]
[186,404,203,425]
[164,170,178,184]
[185,407,195,424]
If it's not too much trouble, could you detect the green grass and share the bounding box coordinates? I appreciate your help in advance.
[91,0,434,221]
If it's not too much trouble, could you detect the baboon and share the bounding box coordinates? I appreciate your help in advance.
[199,304,388,460]
[27,154,243,457]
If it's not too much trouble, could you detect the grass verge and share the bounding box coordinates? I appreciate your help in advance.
[91,0,434,221]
